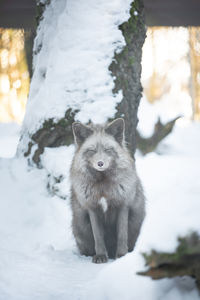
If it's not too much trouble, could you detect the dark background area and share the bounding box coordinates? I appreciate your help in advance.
[0,0,200,29]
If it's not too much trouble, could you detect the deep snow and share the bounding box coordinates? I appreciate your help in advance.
[0,118,200,300]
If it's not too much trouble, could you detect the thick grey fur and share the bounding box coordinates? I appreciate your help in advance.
[70,118,145,263]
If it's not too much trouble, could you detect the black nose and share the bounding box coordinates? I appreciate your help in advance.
[97,161,104,167]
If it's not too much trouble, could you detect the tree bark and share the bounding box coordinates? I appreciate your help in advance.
[110,0,146,155]
[138,232,200,292]
[24,30,35,79]
[18,0,146,165]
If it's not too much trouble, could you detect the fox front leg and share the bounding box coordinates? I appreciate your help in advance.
[116,206,128,258]
[89,209,108,263]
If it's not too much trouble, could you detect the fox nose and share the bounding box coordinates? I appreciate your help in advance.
[97,161,104,167]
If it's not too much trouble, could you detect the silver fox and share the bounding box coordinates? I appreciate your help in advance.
[70,118,145,263]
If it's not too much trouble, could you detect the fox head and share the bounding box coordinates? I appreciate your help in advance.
[72,118,126,173]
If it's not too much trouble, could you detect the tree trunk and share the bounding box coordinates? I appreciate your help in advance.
[17,0,146,165]
[110,0,146,155]
[24,30,35,79]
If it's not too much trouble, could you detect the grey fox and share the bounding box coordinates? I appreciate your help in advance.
[70,118,145,263]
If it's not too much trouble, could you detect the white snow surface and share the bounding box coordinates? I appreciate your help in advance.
[21,0,132,141]
[0,121,200,300]
[0,123,20,158]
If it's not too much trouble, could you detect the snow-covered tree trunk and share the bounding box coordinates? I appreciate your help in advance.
[17,0,146,165]
[110,0,146,155]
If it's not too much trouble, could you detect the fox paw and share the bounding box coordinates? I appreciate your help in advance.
[116,249,128,259]
[92,254,108,264]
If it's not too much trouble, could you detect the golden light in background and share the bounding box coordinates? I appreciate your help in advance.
[0,29,29,123]
[0,27,200,124]
[142,27,200,121]
[189,27,200,120]
[142,27,169,103]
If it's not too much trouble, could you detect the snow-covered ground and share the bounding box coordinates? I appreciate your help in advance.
[0,123,20,158]
[0,119,199,300]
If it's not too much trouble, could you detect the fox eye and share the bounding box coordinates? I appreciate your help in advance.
[104,147,114,153]
[86,149,96,154]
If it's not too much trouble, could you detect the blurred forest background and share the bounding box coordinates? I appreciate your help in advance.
[1,25,200,158]
[0,27,200,123]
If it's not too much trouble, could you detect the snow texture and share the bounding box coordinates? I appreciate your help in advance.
[21,0,132,143]
[0,123,20,158]
[0,120,200,300]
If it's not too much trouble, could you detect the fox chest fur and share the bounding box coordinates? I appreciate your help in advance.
[71,169,137,211]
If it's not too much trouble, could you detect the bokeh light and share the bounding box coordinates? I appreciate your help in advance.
[0,27,199,124]
[142,27,200,121]
[0,29,29,123]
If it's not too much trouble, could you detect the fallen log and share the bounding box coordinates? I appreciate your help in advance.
[138,232,200,291]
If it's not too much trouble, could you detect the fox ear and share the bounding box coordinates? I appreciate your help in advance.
[105,118,125,144]
[72,122,93,146]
